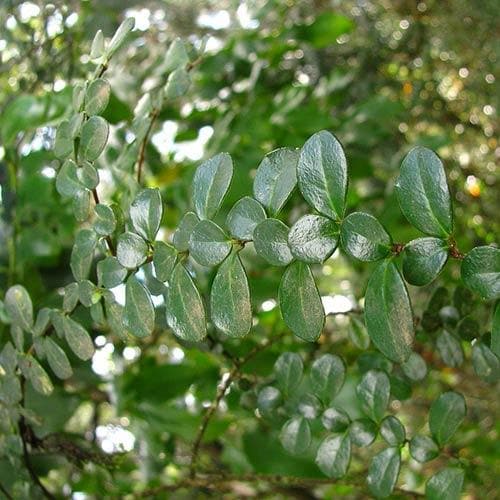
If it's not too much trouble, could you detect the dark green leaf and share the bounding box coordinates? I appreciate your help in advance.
[364,260,414,363]
[273,352,303,396]
[349,418,377,447]
[254,218,293,266]
[395,147,453,237]
[310,354,345,402]
[409,435,439,463]
[94,204,116,236]
[279,261,324,341]
[403,238,449,286]
[288,215,339,263]
[63,316,95,360]
[153,241,177,282]
[401,352,427,381]
[123,276,155,338]
[97,256,127,288]
[429,391,466,446]
[426,467,464,500]
[117,232,148,269]
[173,211,199,251]
[77,162,99,190]
[226,196,266,240]
[130,188,163,241]
[192,153,233,220]
[380,416,405,446]
[321,407,350,432]
[257,386,282,417]
[80,116,109,161]
[84,78,110,116]
[166,264,206,341]
[56,159,82,197]
[210,252,251,338]
[348,316,370,350]
[461,246,500,300]
[297,393,322,420]
[297,130,348,220]
[472,342,500,383]
[70,229,97,281]
[367,447,401,498]
[340,212,391,261]
[253,147,300,216]
[78,280,99,307]
[4,285,33,332]
[44,337,72,380]
[189,220,232,267]
[356,369,390,423]
[315,433,351,478]
[280,417,311,455]
[436,330,464,367]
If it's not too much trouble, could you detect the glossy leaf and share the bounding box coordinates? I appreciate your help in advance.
[310,354,345,402]
[70,229,97,281]
[279,261,324,341]
[210,252,252,338]
[280,417,311,455]
[257,386,282,417]
[356,369,390,423]
[166,264,206,341]
[4,285,33,332]
[297,130,348,220]
[173,212,199,251]
[426,467,464,500]
[96,256,126,289]
[80,116,109,161]
[54,120,73,159]
[348,316,370,350]
[401,352,427,381]
[403,238,449,286]
[22,356,53,396]
[472,342,500,383]
[130,188,163,241]
[298,393,322,420]
[56,159,82,197]
[273,352,303,396]
[315,433,351,478]
[340,212,392,262]
[124,276,155,338]
[380,416,405,446]
[44,337,72,379]
[461,246,500,300]
[288,215,339,263]
[62,316,95,360]
[253,147,300,216]
[322,407,350,432]
[364,260,414,363]
[107,17,135,57]
[192,152,233,220]
[395,147,453,237]
[226,196,266,240]
[117,232,148,269]
[73,189,92,222]
[189,220,232,267]
[436,330,464,367]
[367,447,401,498]
[429,391,466,446]
[153,241,177,282]
[77,162,99,190]
[409,435,439,463]
[94,203,116,236]
[84,78,110,115]
[254,218,293,266]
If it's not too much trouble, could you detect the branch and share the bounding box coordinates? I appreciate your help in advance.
[0,481,13,500]
[189,333,284,477]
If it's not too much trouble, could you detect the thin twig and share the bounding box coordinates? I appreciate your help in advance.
[0,481,13,500]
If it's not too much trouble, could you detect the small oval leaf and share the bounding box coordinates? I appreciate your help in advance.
[254,218,293,267]
[436,330,464,367]
[273,352,303,396]
[426,467,464,500]
[380,416,406,446]
[409,435,439,463]
[461,246,500,300]
[226,196,266,240]
[310,354,345,402]
[130,188,163,242]
[367,447,401,498]
[316,433,351,479]
[84,78,110,116]
[403,237,449,286]
[153,241,177,282]
[123,276,155,338]
[70,229,97,281]
[429,391,466,446]
[117,232,148,269]
[5,285,33,332]
[173,212,199,251]
[189,220,232,267]
[356,369,390,423]
[63,316,95,360]
[80,116,109,161]
[280,417,311,455]
[44,337,72,380]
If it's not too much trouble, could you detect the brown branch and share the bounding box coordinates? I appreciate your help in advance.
[136,109,159,185]
[189,333,284,478]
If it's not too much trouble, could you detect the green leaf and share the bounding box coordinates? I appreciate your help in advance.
[44,337,72,380]
[279,261,324,341]
[492,303,500,358]
[426,467,464,500]
[62,316,95,360]
[210,252,251,338]
[367,447,401,498]
[153,241,177,282]
[297,393,321,420]
[310,354,345,402]
[94,204,116,236]
[56,159,83,197]
[22,356,53,396]
[166,264,206,341]
[73,83,85,111]
[429,391,466,446]
[349,418,377,447]
[288,215,339,264]
[254,218,293,266]
[164,68,191,99]
[189,220,232,267]
[107,17,135,57]
[348,316,370,350]
[84,78,110,116]
[80,116,109,161]
[471,342,500,383]
[54,120,73,159]
[123,276,155,338]
[78,280,99,307]
[401,352,427,381]
[356,369,390,423]
[395,147,453,237]
[409,435,439,463]
[73,189,91,222]
[273,352,303,396]
[70,229,97,281]
[280,417,311,455]
[173,212,199,251]
[63,282,79,312]
[461,246,500,300]
[364,260,414,363]
[1,342,18,373]
[130,188,163,241]
[226,196,266,240]
[253,147,300,216]
[340,212,392,261]
[297,130,348,220]
[402,238,449,286]
[321,407,350,432]
[380,416,405,446]
[90,29,104,59]
[436,330,464,367]
[163,38,189,73]
[315,433,351,478]
[257,386,282,417]
[33,308,51,337]
[117,232,148,269]
[4,285,33,332]
[97,256,127,288]
[192,153,233,220]
[77,162,99,190]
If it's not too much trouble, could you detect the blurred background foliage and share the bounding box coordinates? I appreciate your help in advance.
[0,0,498,497]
